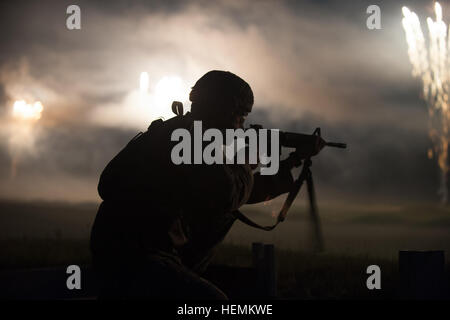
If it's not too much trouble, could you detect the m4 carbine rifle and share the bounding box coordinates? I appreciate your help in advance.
[235,125,347,252]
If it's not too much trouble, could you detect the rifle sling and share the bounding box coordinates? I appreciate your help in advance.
[234,160,312,231]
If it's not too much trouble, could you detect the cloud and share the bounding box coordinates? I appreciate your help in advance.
[0,121,137,201]
[0,82,9,117]
[0,0,424,127]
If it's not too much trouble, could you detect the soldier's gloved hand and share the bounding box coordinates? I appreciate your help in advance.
[282,152,303,170]
[289,136,326,163]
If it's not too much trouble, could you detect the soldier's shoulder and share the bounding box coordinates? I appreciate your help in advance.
[148,113,192,134]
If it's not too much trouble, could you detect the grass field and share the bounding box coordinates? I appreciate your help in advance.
[0,199,449,299]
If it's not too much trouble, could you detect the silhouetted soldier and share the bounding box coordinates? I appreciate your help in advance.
[90,70,322,299]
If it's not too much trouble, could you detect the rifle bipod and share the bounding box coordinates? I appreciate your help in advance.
[234,158,325,252]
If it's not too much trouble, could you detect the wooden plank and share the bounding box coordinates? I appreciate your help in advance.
[264,244,277,298]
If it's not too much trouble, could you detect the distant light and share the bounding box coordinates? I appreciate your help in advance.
[402,1,450,203]
[435,2,443,22]
[12,100,43,120]
[140,72,149,93]
[153,75,188,110]
[402,6,411,17]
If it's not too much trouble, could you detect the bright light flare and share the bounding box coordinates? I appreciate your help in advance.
[402,2,450,203]
[8,99,44,178]
[402,6,411,17]
[436,2,443,22]
[12,100,43,120]
[138,73,188,120]
[153,75,188,111]
[140,72,149,93]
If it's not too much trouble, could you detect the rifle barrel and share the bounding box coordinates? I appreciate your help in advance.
[326,142,347,149]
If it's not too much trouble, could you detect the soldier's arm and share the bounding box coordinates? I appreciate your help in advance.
[183,163,254,212]
[246,158,294,204]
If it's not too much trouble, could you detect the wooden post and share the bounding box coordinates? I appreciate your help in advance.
[252,242,264,296]
[399,250,445,299]
[264,244,277,298]
[252,242,277,298]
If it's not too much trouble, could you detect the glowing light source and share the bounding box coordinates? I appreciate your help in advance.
[153,75,187,111]
[12,100,43,120]
[436,2,443,22]
[137,73,188,120]
[140,72,149,93]
[8,99,43,178]
[402,2,450,203]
